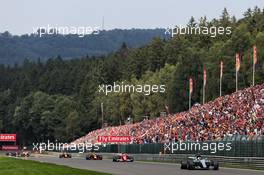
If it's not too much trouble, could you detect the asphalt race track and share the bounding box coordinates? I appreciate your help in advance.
[28,156,264,175]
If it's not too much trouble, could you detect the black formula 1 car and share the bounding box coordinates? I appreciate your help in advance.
[6,152,20,157]
[181,154,219,170]
[59,152,72,158]
[113,153,134,162]
[86,153,103,160]
[6,151,30,157]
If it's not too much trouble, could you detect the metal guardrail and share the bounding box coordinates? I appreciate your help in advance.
[151,154,264,168]
[100,139,264,157]
[41,152,264,168]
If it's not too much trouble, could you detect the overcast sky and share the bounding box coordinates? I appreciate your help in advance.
[1,0,264,35]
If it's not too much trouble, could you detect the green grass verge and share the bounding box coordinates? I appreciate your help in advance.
[0,157,111,175]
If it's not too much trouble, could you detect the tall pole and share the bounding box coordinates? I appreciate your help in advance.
[236,70,238,92]
[189,92,191,110]
[253,61,255,86]
[102,16,105,30]
[101,102,104,128]
[203,68,206,104]
[220,73,222,96]
[220,61,223,96]
[203,85,205,104]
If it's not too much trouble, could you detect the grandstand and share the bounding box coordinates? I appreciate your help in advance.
[72,83,264,144]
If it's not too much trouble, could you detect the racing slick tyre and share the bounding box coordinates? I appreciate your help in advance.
[112,157,118,162]
[187,161,194,170]
[180,161,187,169]
[128,156,134,162]
[213,162,219,170]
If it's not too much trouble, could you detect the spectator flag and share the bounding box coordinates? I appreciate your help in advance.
[253,45,257,86]
[236,53,240,72]
[203,68,207,87]
[189,77,193,109]
[203,68,206,104]
[235,53,240,92]
[189,78,193,95]
[253,45,257,65]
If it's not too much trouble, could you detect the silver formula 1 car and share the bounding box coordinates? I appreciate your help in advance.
[181,154,219,170]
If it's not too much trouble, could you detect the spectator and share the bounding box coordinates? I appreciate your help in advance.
[72,83,264,144]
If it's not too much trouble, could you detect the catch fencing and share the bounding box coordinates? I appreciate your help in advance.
[99,135,264,157]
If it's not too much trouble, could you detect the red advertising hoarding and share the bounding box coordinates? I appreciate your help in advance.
[0,134,16,142]
[1,145,19,150]
[97,136,131,143]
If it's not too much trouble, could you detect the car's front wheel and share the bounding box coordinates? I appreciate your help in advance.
[213,162,219,170]
[187,161,194,170]
[180,161,187,169]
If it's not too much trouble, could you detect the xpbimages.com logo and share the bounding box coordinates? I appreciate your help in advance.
[165,25,232,38]
[32,24,100,37]
[32,140,102,153]
[164,141,232,154]
[98,82,166,96]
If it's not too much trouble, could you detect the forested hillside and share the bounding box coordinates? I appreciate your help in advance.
[0,28,166,65]
[0,8,263,144]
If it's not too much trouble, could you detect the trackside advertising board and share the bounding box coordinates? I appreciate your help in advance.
[1,145,19,150]
[97,136,131,143]
[0,134,16,142]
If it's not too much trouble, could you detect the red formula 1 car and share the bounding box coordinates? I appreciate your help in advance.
[113,153,134,162]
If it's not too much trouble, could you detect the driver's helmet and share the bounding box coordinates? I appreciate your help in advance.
[196,153,202,159]
[122,153,127,160]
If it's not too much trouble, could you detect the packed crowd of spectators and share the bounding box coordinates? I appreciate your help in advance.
[72,83,264,144]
